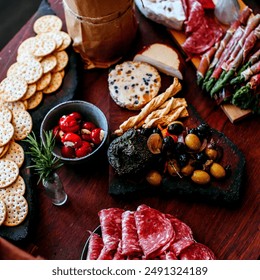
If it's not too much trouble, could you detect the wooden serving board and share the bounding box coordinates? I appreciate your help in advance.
[169,0,252,123]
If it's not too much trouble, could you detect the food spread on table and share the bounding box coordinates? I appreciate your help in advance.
[0,0,259,260]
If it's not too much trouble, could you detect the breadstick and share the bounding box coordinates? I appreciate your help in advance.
[114,78,181,135]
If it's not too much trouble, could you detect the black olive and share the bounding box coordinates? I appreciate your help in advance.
[174,142,187,154]
[162,136,175,156]
[178,153,189,167]
[167,122,184,135]
[188,128,198,135]
[196,123,211,138]
[195,152,208,163]
[138,127,153,137]
[152,127,162,135]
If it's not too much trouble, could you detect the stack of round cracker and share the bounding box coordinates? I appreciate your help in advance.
[0,14,71,111]
[0,15,72,227]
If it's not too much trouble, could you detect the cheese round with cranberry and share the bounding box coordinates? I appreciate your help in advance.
[108,61,161,110]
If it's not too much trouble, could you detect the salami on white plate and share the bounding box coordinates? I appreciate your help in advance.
[86,232,104,260]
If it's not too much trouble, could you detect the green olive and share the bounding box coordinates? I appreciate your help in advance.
[185,134,201,151]
[167,159,181,176]
[205,148,218,160]
[191,170,210,185]
[146,170,162,186]
[181,164,195,177]
[147,133,163,154]
[210,163,226,179]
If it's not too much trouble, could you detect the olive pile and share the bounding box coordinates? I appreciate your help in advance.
[139,121,230,186]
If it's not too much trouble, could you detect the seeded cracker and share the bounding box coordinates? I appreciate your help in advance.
[0,175,26,196]
[17,37,36,56]
[2,101,26,111]
[33,15,63,34]
[1,194,28,226]
[40,55,57,73]
[52,51,69,72]
[0,122,14,147]
[0,159,19,188]
[0,106,12,123]
[36,72,52,91]
[1,141,25,168]
[27,91,43,110]
[12,109,32,141]
[21,83,37,100]
[43,72,62,94]
[56,31,72,51]
[45,31,63,49]
[0,198,6,226]
[0,76,27,102]
[0,143,10,158]
[32,33,56,57]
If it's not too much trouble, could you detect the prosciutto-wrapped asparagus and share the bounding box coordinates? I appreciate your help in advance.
[231,73,260,113]
[200,6,252,87]
[210,23,260,95]
[236,48,260,75]
[230,60,260,85]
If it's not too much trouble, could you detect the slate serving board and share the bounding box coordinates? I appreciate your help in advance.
[0,0,79,243]
[109,105,246,206]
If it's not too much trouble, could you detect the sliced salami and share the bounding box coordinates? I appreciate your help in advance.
[134,204,174,258]
[98,208,124,252]
[113,241,125,260]
[166,214,194,256]
[179,242,216,260]
[121,210,143,256]
[97,247,114,260]
[86,233,104,260]
[185,0,205,34]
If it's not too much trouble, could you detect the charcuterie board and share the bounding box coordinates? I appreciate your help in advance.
[169,0,253,123]
[0,0,79,243]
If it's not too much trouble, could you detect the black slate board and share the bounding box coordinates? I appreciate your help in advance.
[0,0,79,243]
[108,105,246,206]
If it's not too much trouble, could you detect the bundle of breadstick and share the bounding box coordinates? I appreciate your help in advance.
[114,78,188,136]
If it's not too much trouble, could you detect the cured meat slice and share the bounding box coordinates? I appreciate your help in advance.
[185,0,205,34]
[98,208,124,252]
[97,247,114,260]
[182,17,223,56]
[134,204,174,258]
[159,251,178,260]
[86,233,104,260]
[166,214,194,256]
[113,241,125,260]
[121,210,143,256]
[179,242,216,260]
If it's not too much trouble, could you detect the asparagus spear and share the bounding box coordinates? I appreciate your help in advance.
[231,73,260,113]
[237,49,260,75]
[210,23,260,95]
[230,60,260,85]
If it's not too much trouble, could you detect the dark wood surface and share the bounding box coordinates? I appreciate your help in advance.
[0,0,259,260]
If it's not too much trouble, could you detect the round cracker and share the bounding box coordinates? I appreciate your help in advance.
[17,51,42,63]
[0,76,28,102]
[56,31,71,51]
[2,100,26,111]
[52,51,69,72]
[40,55,57,73]
[43,72,62,94]
[0,106,12,123]
[17,37,36,55]
[1,141,25,168]
[0,122,14,147]
[0,176,26,196]
[32,33,56,56]
[59,69,65,78]
[36,72,52,91]
[21,83,37,101]
[45,31,63,49]
[11,109,33,141]
[0,143,10,158]
[1,194,28,227]
[27,91,43,110]
[0,198,7,226]
[33,15,62,34]
[0,159,19,189]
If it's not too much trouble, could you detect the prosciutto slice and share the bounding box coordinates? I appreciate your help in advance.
[134,204,174,258]
[121,210,142,256]
[98,208,124,252]
[86,233,104,260]
[179,242,216,260]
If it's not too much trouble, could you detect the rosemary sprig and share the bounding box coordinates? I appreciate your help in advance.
[23,131,63,184]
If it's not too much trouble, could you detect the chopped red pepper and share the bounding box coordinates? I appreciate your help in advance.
[69,112,82,122]
[61,146,76,158]
[91,128,104,145]
[75,141,93,157]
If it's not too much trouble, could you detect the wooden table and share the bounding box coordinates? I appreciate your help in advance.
[0,0,259,260]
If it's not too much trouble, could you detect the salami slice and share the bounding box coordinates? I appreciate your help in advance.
[86,233,104,260]
[166,214,194,256]
[134,204,174,258]
[179,242,216,260]
[121,210,143,256]
[113,241,125,260]
[185,0,205,34]
[97,247,114,260]
[98,208,124,252]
